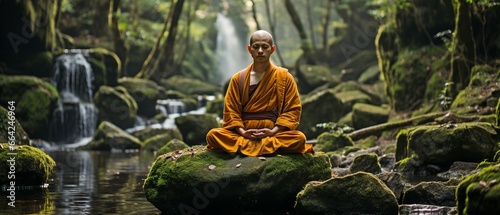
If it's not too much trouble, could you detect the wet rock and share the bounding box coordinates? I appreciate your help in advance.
[295,172,399,215]
[456,163,500,215]
[298,89,345,138]
[314,132,354,152]
[0,143,55,186]
[437,161,480,180]
[395,122,500,172]
[350,153,381,174]
[377,172,405,202]
[119,77,159,118]
[174,114,220,146]
[143,149,331,214]
[399,204,457,215]
[156,139,190,156]
[93,86,137,129]
[83,121,141,150]
[0,106,30,145]
[402,180,457,207]
[0,75,58,139]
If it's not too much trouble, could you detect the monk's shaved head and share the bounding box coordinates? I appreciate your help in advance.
[249,30,274,46]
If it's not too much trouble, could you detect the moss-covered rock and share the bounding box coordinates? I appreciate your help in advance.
[142,133,175,152]
[118,77,159,117]
[131,127,183,142]
[93,85,137,129]
[0,143,55,186]
[0,106,30,145]
[84,121,141,150]
[160,75,222,95]
[314,132,354,152]
[451,65,500,110]
[156,139,190,156]
[87,48,121,87]
[143,148,331,214]
[174,114,220,146]
[351,103,389,129]
[0,75,58,139]
[205,97,224,118]
[1,52,54,77]
[296,64,336,94]
[295,172,399,215]
[335,90,372,113]
[350,153,381,174]
[395,122,500,172]
[403,180,457,207]
[299,89,346,139]
[456,163,500,215]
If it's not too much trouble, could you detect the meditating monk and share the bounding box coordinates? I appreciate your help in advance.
[206,30,314,156]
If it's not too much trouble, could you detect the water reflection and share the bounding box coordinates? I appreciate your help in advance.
[0,150,160,214]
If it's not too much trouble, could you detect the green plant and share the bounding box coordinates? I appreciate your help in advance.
[316,122,354,135]
[438,82,454,111]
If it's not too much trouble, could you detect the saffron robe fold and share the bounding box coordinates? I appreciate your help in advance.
[206,63,313,156]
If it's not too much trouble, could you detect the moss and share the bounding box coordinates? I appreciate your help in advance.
[142,133,173,151]
[314,132,354,152]
[0,143,55,186]
[156,139,190,156]
[205,97,224,118]
[456,164,500,215]
[160,75,222,95]
[0,106,30,145]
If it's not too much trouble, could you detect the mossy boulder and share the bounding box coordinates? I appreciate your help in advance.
[131,127,183,142]
[351,103,389,129]
[160,75,221,95]
[1,51,53,77]
[143,148,331,214]
[84,121,141,150]
[93,85,137,129]
[174,114,220,146]
[0,106,30,145]
[456,163,500,215]
[0,75,59,139]
[296,64,336,94]
[451,65,500,110]
[118,77,159,118]
[349,153,381,174]
[395,122,500,172]
[402,180,457,207]
[0,143,55,186]
[294,172,399,215]
[156,139,190,156]
[299,89,346,139]
[314,132,354,152]
[142,133,181,152]
[335,90,373,113]
[205,97,224,118]
[87,48,121,87]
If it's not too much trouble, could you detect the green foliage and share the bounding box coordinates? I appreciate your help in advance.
[369,0,412,21]
[438,82,454,111]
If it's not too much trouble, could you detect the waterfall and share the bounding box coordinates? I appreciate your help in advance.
[50,51,98,144]
[215,13,250,85]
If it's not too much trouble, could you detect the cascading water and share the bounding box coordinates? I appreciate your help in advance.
[215,13,250,85]
[50,50,98,144]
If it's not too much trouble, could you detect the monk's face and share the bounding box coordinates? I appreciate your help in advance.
[247,33,275,63]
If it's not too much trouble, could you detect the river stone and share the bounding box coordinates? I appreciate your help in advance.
[84,121,141,150]
[350,153,381,174]
[0,106,30,145]
[0,75,59,139]
[456,163,500,215]
[118,77,159,118]
[402,180,457,207]
[314,132,354,152]
[93,85,137,129]
[396,122,500,171]
[174,114,220,146]
[0,143,55,186]
[155,139,190,156]
[143,148,331,214]
[295,172,399,215]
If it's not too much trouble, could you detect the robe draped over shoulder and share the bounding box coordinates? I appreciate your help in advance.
[206,63,313,156]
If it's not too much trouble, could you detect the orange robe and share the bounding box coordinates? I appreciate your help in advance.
[206,63,313,156]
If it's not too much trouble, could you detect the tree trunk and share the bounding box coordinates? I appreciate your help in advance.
[91,0,110,37]
[322,0,332,52]
[173,0,201,74]
[283,0,316,64]
[250,0,261,30]
[306,0,316,50]
[110,0,127,76]
[264,0,285,66]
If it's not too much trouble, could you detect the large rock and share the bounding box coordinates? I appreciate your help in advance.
[156,139,190,156]
[0,143,55,186]
[0,106,30,145]
[396,122,500,172]
[143,148,331,214]
[402,180,458,207]
[160,75,222,95]
[93,85,137,129]
[351,103,389,129]
[295,172,399,215]
[84,121,141,150]
[456,163,500,215]
[299,89,346,139]
[87,48,121,87]
[314,132,354,152]
[0,75,59,139]
[174,114,220,146]
[119,77,159,118]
